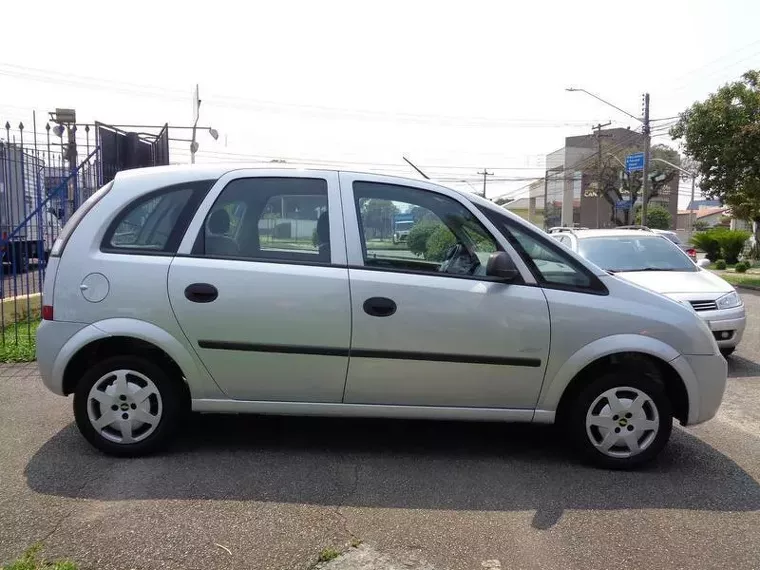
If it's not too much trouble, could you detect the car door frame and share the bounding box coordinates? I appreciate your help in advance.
[338,171,554,414]
[171,168,352,403]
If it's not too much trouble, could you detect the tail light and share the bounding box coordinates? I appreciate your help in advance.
[42,305,54,320]
[687,248,696,258]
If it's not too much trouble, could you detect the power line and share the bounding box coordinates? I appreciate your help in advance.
[0,62,620,130]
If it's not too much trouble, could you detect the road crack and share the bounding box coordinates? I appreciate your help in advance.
[40,469,103,543]
[333,461,360,540]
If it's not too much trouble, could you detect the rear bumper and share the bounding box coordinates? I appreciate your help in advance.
[36,320,88,395]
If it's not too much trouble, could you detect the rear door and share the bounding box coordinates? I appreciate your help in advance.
[168,170,351,402]
[339,173,551,410]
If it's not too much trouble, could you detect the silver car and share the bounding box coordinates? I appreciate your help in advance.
[550,228,746,356]
[37,166,727,469]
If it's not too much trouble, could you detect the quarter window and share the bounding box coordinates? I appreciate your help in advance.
[197,177,330,263]
[479,206,606,294]
[353,181,499,278]
[103,181,213,253]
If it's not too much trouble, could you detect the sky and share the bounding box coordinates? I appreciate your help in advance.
[2,0,760,206]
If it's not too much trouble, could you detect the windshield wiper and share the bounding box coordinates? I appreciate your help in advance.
[617,267,679,272]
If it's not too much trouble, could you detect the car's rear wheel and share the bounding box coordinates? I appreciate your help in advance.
[73,355,183,456]
[567,371,673,469]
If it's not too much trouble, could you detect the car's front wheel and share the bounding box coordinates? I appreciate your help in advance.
[567,371,673,469]
[73,355,184,456]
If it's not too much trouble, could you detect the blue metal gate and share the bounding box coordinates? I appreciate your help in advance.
[0,114,170,351]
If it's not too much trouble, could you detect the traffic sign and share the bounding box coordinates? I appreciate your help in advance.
[615,199,633,211]
[625,152,645,172]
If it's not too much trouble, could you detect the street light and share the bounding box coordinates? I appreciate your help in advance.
[652,157,698,234]
[566,87,652,225]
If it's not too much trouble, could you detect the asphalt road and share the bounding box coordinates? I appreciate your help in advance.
[1,294,760,570]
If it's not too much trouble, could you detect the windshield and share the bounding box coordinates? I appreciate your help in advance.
[578,235,697,273]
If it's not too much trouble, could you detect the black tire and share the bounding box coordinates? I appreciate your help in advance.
[565,370,673,470]
[720,347,735,357]
[73,355,184,457]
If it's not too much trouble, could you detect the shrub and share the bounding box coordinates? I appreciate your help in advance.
[712,229,751,264]
[425,225,457,261]
[714,259,727,270]
[735,261,749,273]
[407,223,438,257]
[691,231,721,262]
[635,204,672,230]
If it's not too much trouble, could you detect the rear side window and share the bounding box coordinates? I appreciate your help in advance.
[102,180,214,254]
[195,177,330,263]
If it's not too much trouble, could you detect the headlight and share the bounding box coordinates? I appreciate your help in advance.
[717,291,742,309]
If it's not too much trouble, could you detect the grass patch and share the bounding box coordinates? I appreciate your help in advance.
[0,319,39,363]
[721,273,760,288]
[2,544,77,570]
[317,547,340,563]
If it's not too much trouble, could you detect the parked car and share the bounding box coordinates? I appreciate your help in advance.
[551,228,745,356]
[612,226,698,261]
[37,166,727,469]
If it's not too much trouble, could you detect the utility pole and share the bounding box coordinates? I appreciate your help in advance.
[477,169,493,198]
[592,122,612,228]
[640,93,651,226]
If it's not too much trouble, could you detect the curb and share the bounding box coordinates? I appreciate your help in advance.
[735,284,760,292]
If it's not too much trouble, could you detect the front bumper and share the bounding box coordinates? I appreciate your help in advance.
[696,305,746,348]
[671,353,728,425]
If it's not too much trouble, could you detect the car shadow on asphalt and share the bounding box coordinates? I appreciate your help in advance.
[24,415,760,529]
[727,355,760,379]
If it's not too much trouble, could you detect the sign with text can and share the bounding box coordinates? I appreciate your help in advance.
[625,152,645,172]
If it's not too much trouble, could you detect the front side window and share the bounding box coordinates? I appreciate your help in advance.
[578,235,697,273]
[103,181,213,253]
[353,181,499,278]
[197,177,330,263]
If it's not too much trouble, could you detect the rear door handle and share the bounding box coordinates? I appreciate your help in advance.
[184,283,218,303]
[363,297,397,317]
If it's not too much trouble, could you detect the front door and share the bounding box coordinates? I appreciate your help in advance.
[168,170,351,402]
[340,174,551,409]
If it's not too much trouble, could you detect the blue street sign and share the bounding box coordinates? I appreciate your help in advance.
[615,199,633,211]
[625,152,645,172]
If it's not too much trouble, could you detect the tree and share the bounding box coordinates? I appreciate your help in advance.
[407,222,438,257]
[587,143,681,226]
[361,199,398,239]
[635,204,672,229]
[670,70,760,253]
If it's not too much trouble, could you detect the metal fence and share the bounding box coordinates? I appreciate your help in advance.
[0,114,170,350]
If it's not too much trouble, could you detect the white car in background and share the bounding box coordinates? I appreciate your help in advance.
[550,228,745,357]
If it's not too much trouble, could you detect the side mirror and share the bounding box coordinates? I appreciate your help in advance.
[486,251,520,282]
[697,258,711,268]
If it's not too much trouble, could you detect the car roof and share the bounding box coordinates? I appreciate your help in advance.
[112,163,529,219]
[115,163,473,196]
[563,229,669,239]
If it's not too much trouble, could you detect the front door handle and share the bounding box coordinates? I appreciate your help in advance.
[185,283,218,303]
[363,297,397,317]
